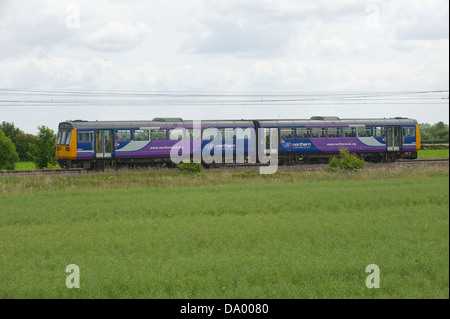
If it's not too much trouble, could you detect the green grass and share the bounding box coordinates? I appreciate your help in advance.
[0,167,448,299]
[418,149,449,159]
[14,162,37,170]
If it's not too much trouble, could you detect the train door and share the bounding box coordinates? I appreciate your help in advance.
[96,129,113,158]
[387,126,401,151]
[263,128,279,155]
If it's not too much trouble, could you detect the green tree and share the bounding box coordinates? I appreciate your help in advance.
[418,123,432,141]
[430,121,449,142]
[0,121,21,141]
[28,126,58,169]
[0,121,37,161]
[0,130,19,170]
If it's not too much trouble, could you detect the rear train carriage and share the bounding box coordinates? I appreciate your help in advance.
[257,117,420,163]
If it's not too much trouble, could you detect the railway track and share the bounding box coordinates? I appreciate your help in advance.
[0,168,85,175]
[398,158,449,163]
[1,158,447,176]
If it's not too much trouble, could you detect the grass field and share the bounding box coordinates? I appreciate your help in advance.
[0,167,448,299]
[418,149,449,159]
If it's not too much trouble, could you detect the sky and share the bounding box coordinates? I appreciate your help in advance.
[0,0,448,134]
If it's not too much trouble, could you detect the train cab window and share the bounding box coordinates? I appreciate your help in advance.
[296,127,310,138]
[357,126,372,137]
[311,127,326,138]
[343,127,357,137]
[57,131,64,145]
[373,127,386,137]
[78,131,94,142]
[169,128,185,141]
[57,130,71,145]
[65,131,72,145]
[280,128,295,139]
[57,130,72,145]
[327,127,341,138]
[133,129,150,141]
[402,127,416,137]
[150,129,167,141]
[115,130,131,142]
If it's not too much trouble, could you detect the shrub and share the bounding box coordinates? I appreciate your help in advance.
[328,148,365,172]
[0,130,20,170]
[28,126,58,169]
[176,162,203,173]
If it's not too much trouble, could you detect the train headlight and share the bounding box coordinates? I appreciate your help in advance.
[66,147,70,151]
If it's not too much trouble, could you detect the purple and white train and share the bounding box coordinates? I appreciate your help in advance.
[56,116,421,169]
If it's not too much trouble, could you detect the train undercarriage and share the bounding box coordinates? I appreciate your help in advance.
[58,151,418,170]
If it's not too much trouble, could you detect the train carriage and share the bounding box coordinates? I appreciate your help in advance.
[56,118,256,169]
[257,117,421,163]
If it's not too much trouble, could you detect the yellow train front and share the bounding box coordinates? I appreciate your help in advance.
[55,122,79,168]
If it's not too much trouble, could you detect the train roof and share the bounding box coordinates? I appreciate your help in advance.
[256,117,418,126]
[59,117,418,129]
[58,119,254,129]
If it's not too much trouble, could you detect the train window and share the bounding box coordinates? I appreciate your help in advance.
[65,131,72,145]
[327,127,341,138]
[403,127,416,137]
[150,129,167,141]
[235,128,252,139]
[185,129,201,140]
[115,130,131,142]
[357,126,372,137]
[202,128,219,140]
[225,128,235,140]
[59,131,67,145]
[133,129,150,141]
[280,128,295,139]
[217,128,235,140]
[311,127,326,138]
[169,128,185,141]
[57,131,63,145]
[296,127,310,138]
[343,127,357,137]
[78,131,94,142]
[373,127,386,137]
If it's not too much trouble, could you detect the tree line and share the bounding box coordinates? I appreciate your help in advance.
[0,122,58,170]
[418,122,449,143]
[1,120,449,170]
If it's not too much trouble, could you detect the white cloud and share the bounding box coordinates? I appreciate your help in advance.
[84,22,151,52]
[0,0,448,133]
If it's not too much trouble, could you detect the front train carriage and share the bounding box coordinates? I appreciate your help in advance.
[56,118,256,169]
[257,117,420,164]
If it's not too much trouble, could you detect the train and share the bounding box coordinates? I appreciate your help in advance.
[56,116,421,169]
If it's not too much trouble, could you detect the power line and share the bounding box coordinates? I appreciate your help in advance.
[0,89,448,107]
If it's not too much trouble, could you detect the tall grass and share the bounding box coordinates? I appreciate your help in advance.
[1,166,448,195]
[0,167,448,298]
